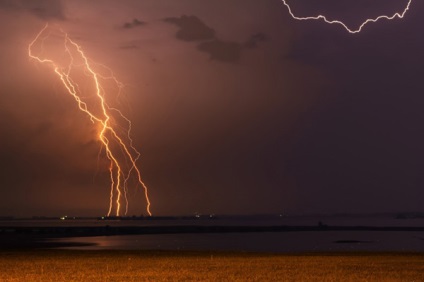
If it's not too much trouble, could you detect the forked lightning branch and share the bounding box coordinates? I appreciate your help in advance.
[28,24,152,217]
[26,1,413,216]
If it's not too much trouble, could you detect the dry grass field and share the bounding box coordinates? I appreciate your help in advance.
[0,250,423,281]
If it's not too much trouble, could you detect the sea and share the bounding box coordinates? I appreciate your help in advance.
[2,215,424,253]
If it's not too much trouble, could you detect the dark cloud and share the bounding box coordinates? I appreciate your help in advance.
[123,18,145,29]
[244,32,268,48]
[164,15,216,41]
[197,32,268,63]
[0,0,65,20]
[197,40,242,63]
[164,14,269,63]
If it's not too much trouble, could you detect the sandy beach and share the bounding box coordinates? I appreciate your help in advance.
[0,250,423,281]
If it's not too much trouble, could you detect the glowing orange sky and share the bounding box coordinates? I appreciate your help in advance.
[0,0,423,216]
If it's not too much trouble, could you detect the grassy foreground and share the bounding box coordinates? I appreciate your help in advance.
[0,250,423,281]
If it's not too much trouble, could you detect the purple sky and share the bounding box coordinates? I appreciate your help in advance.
[0,0,423,216]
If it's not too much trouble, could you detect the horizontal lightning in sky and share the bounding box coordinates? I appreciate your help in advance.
[281,0,413,33]
[28,24,152,216]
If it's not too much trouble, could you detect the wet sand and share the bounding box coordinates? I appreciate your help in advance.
[0,250,423,281]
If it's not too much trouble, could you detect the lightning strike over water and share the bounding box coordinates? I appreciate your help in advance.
[28,24,152,216]
[281,0,413,33]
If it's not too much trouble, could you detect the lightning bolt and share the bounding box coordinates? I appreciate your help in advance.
[281,0,413,34]
[28,24,152,216]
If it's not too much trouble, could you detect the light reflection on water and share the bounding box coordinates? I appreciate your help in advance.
[56,231,424,253]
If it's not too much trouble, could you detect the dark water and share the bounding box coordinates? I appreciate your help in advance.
[2,216,424,252]
[18,215,419,253]
[55,231,424,253]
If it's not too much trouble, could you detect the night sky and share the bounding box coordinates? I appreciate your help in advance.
[0,0,423,217]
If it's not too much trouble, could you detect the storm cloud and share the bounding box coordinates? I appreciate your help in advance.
[165,14,268,63]
[197,40,242,63]
[165,15,215,41]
